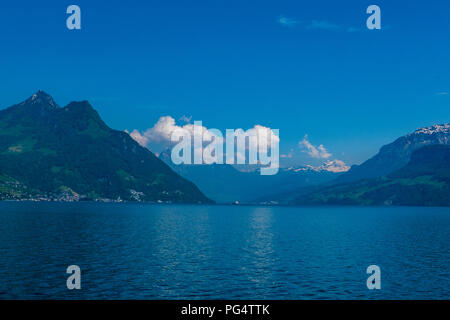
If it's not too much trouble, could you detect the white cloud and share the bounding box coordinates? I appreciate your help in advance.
[278,15,298,27]
[129,117,279,165]
[128,129,149,147]
[145,116,180,143]
[130,116,217,147]
[299,135,332,159]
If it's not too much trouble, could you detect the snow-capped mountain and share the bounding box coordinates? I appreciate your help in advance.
[335,124,450,183]
[159,149,341,203]
[284,160,350,173]
[412,124,450,136]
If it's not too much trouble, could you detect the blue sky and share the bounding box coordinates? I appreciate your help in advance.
[0,0,449,166]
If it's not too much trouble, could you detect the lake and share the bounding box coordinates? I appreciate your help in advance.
[0,202,448,299]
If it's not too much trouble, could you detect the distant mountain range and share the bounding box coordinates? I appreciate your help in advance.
[292,144,450,206]
[2,91,448,207]
[159,149,341,203]
[159,124,450,206]
[290,125,450,206]
[0,91,211,203]
[335,124,450,183]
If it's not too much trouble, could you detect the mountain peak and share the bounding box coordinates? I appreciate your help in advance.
[0,93,211,203]
[411,124,450,136]
[21,90,59,109]
[335,123,450,184]
[283,160,350,174]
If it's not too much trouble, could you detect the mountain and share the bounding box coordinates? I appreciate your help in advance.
[251,165,346,204]
[292,144,450,206]
[159,149,341,203]
[335,124,450,183]
[0,91,211,203]
[160,149,262,203]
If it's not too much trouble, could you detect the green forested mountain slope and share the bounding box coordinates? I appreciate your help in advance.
[292,145,450,206]
[0,91,211,203]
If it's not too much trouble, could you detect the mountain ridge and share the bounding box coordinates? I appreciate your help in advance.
[159,148,341,203]
[334,124,450,184]
[0,91,212,203]
[292,144,450,206]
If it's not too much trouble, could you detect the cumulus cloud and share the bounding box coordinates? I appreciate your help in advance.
[128,129,149,147]
[299,135,332,159]
[128,116,279,165]
[129,116,215,147]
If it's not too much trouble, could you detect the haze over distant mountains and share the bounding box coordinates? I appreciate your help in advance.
[293,144,450,206]
[1,91,449,207]
[159,149,342,203]
[158,124,450,206]
[335,124,450,183]
[289,124,450,206]
[0,91,211,203]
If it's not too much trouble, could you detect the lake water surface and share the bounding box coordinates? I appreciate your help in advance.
[0,202,448,299]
